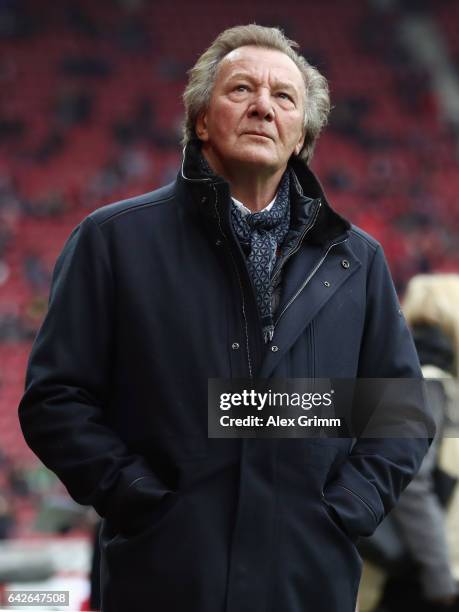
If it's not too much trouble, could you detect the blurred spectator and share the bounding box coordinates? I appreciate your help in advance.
[365,156,399,200]
[0,310,29,342]
[157,56,189,81]
[119,147,150,180]
[85,146,150,206]
[0,259,10,285]
[0,224,11,257]
[371,274,459,612]
[34,128,65,163]
[332,96,373,134]
[54,84,93,128]
[23,295,48,335]
[23,190,67,217]
[64,3,99,37]
[325,168,354,192]
[357,5,400,60]
[0,492,14,539]
[0,174,24,219]
[32,84,94,163]
[23,253,51,292]
[113,96,156,145]
[0,116,25,142]
[0,0,34,39]
[8,462,30,497]
[115,14,151,53]
[60,55,112,78]
[396,64,436,116]
[24,463,59,497]
[86,157,125,204]
[0,449,8,467]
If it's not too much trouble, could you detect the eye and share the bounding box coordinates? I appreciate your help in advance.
[234,84,249,92]
[277,92,293,102]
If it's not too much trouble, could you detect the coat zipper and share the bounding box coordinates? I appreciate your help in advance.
[274,237,349,331]
[212,185,253,378]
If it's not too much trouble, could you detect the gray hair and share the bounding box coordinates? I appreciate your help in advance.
[182,24,330,164]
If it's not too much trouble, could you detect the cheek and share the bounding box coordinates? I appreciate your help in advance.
[209,103,241,136]
[281,118,304,147]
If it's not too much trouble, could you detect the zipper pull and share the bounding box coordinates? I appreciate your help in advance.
[263,325,275,344]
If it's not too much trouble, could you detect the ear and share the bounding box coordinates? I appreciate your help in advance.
[195,111,209,142]
[294,128,306,156]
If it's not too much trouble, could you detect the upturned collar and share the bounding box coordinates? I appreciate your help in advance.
[179,139,351,247]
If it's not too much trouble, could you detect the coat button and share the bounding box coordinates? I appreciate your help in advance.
[215,239,222,246]
[201,196,207,203]
[341,259,350,269]
[323,281,330,287]
[231,342,240,350]
[271,345,279,352]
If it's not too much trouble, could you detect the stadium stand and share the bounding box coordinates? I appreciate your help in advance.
[0,0,458,544]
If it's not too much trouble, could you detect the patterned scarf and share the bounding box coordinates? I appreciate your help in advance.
[231,171,291,343]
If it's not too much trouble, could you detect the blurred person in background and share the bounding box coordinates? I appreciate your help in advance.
[18,24,433,612]
[0,492,14,539]
[369,274,459,612]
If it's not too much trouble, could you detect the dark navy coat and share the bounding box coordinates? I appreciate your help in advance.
[19,144,432,612]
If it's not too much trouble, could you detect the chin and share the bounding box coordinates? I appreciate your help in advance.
[233,150,280,169]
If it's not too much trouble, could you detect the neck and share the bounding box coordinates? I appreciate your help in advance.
[202,149,286,213]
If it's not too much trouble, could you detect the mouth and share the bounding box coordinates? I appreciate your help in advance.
[242,132,273,140]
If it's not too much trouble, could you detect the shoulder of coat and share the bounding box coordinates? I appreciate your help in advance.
[88,181,177,227]
[348,224,380,253]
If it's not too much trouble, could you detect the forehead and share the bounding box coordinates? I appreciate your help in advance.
[216,45,305,89]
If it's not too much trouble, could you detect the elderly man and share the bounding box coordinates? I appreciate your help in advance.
[19,24,431,612]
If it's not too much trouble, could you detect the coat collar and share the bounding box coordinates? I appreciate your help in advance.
[179,139,351,248]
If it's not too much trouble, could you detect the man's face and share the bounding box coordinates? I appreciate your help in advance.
[196,46,306,176]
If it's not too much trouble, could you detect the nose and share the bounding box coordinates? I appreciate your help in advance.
[248,89,274,122]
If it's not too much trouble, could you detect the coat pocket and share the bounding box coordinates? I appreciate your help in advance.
[103,490,183,546]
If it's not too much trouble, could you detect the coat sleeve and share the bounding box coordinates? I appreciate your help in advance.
[18,216,172,531]
[323,244,435,538]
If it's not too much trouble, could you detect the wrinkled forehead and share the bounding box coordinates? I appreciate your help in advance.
[216,45,306,92]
